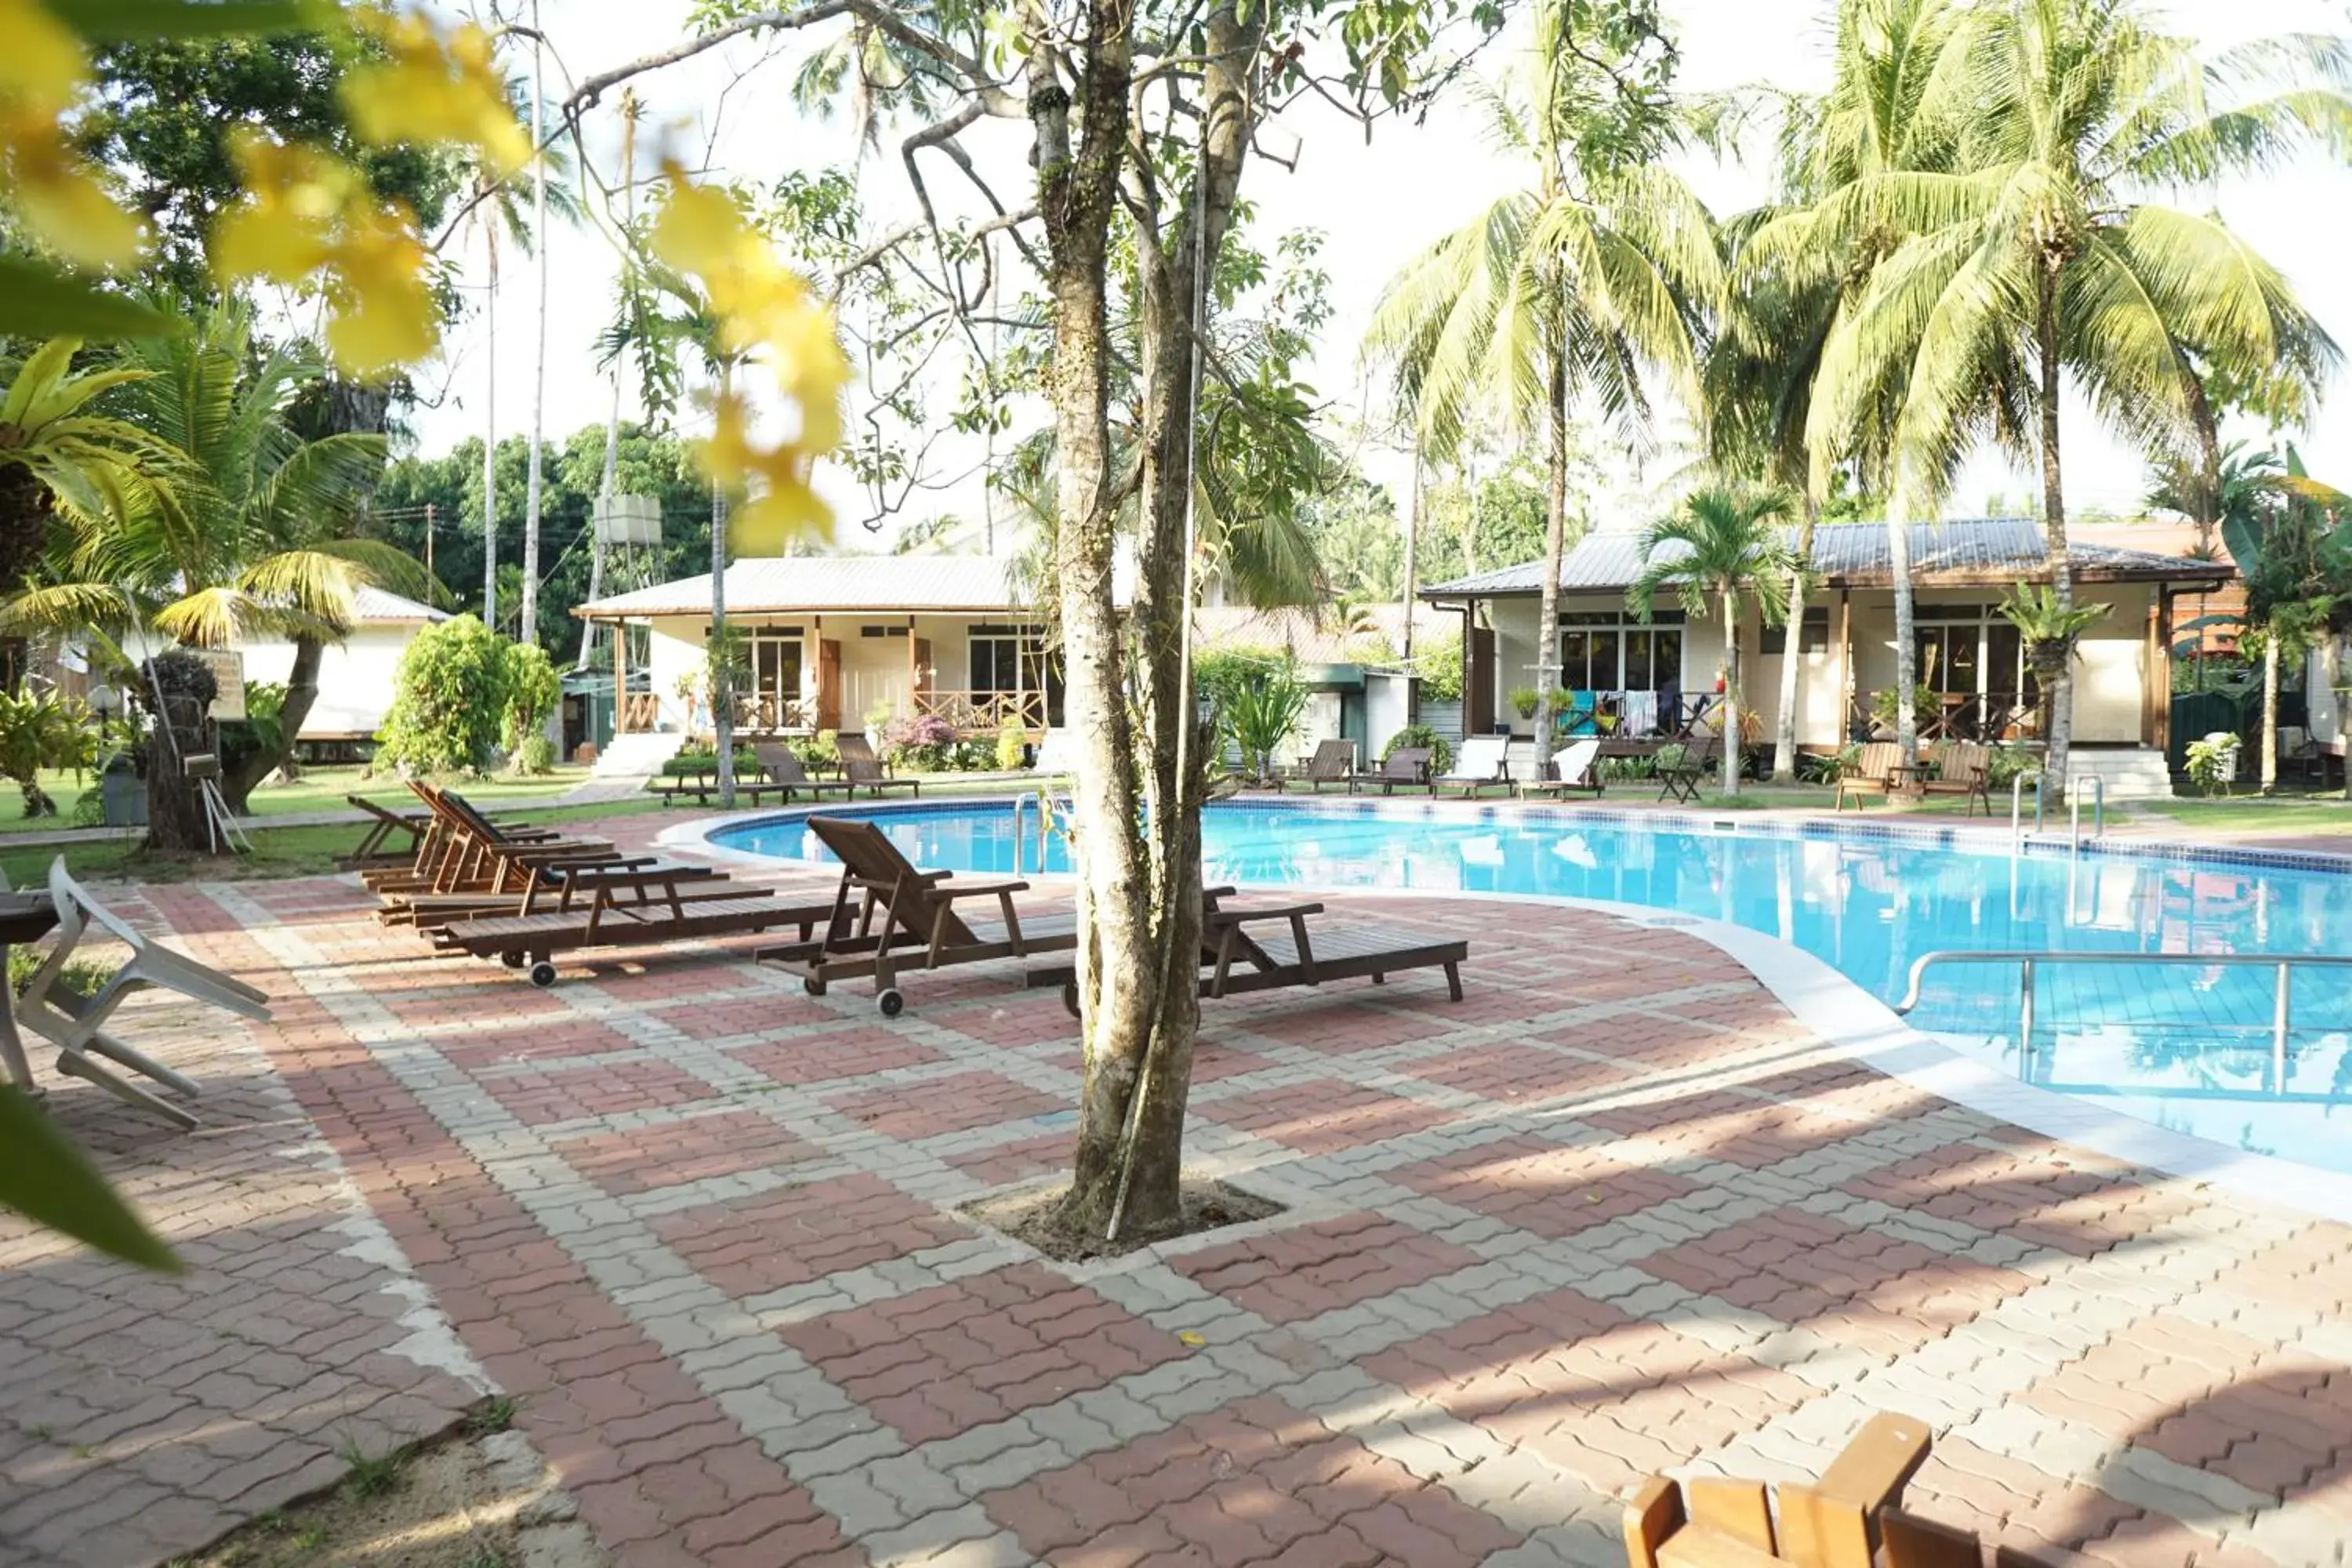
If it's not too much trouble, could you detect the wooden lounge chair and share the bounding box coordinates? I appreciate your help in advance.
[359,787,593,891]
[833,733,888,776]
[370,784,625,905]
[1278,738,1357,793]
[845,757,921,798]
[1656,736,1718,804]
[1916,741,1992,816]
[768,815,1077,1014]
[1027,887,1467,1017]
[1625,1411,1933,1568]
[755,743,862,801]
[1519,738,1603,799]
[1349,746,1435,795]
[339,795,429,869]
[434,866,842,987]
[1433,735,1512,797]
[1834,740,1904,811]
[652,761,792,807]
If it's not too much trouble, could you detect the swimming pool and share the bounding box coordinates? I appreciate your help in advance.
[707,800,2352,1174]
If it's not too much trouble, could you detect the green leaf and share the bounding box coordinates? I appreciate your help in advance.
[0,1085,179,1271]
[64,0,310,43]
[0,259,174,340]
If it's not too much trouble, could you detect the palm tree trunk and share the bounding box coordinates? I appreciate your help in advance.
[1530,339,1570,757]
[1721,586,1742,797]
[482,220,499,629]
[1890,514,1918,765]
[710,456,735,808]
[221,635,323,813]
[520,5,548,649]
[2261,632,2280,793]
[2037,261,2073,808]
[1773,502,1817,782]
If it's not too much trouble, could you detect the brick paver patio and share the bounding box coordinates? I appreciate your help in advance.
[4,815,2350,1567]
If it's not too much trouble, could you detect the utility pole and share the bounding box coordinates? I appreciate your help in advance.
[1402,429,1421,662]
[424,501,436,586]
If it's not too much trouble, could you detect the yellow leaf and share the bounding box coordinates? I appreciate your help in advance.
[1177,1330,1206,1348]
[0,0,86,114]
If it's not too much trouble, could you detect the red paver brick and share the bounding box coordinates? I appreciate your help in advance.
[1196,1079,1454,1153]
[1388,1133,1701,1239]
[822,1068,1061,1138]
[1172,1213,1482,1323]
[554,1109,828,1196]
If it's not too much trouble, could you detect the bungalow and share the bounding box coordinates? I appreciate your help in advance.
[574,556,1064,742]
[1421,519,2230,792]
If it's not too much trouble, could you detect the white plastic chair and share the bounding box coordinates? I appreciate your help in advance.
[16,858,271,1127]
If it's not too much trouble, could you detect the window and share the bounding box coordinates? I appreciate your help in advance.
[969,624,1050,693]
[859,624,910,639]
[751,633,802,700]
[1760,608,1831,655]
[1557,609,1683,691]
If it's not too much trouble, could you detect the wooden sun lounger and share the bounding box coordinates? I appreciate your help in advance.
[1027,888,1468,1016]
[756,744,862,800]
[1518,738,1604,799]
[1625,1412,1932,1568]
[1348,746,1435,795]
[1277,739,1356,793]
[762,816,1076,1014]
[652,764,794,807]
[434,866,843,987]
[339,796,429,869]
[1432,737,1512,797]
[370,784,622,900]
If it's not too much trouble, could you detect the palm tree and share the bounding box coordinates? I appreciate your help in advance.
[2,307,431,813]
[0,340,180,604]
[1367,0,1719,750]
[1800,0,2350,800]
[1628,484,1799,797]
[1734,0,1973,778]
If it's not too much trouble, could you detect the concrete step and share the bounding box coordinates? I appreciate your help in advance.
[590,731,686,780]
[2065,748,2175,801]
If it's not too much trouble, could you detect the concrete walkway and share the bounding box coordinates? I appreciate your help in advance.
[3,811,2347,1565]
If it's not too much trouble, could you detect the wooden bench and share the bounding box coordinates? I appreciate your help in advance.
[652,766,793,807]
[1624,1412,1936,1567]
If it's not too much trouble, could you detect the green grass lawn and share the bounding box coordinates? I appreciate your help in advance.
[0,763,598,834]
[2124,792,2351,836]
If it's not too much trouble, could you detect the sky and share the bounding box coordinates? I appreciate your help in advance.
[411,0,2352,551]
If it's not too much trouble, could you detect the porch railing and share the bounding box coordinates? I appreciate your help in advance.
[1849,691,2041,745]
[913,688,1048,737]
[617,691,661,734]
[731,694,812,732]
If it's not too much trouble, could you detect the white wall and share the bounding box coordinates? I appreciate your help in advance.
[2308,639,2345,743]
[238,624,423,738]
[1364,670,1412,757]
[644,619,705,732]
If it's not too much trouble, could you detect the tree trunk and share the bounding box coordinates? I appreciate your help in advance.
[1720,587,1741,797]
[711,475,735,808]
[2037,260,2073,807]
[221,635,323,813]
[1889,514,1918,766]
[482,220,500,629]
[521,6,549,649]
[1530,341,1570,759]
[1773,502,1817,782]
[2260,632,2280,793]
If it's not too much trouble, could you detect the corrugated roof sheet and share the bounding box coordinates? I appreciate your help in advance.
[1421,518,2228,597]
[354,586,448,622]
[578,555,1030,618]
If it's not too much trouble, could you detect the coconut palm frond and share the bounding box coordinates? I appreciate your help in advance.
[0,583,145,639]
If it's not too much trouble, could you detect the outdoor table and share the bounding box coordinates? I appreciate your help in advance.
[0,893,59,1096]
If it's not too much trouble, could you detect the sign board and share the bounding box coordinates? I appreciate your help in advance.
[198,649,246,721]
[592,494,662,547]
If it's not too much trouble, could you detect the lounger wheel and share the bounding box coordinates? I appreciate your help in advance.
[804,975,827,996]
[528,960,558,988]
[1061,983,1080,1019]
[499,950,526,969]
[877,988,904,1018]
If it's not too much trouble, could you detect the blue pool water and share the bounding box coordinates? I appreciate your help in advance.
[710,801,2352,1174]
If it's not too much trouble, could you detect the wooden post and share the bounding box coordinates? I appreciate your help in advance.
[906,613,918,714]
[610,615,626,734]
[1838,590,1853,742]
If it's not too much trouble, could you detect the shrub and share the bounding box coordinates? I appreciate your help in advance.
[666,746,757,776]
[1220,662,1311,782]
[1599,753,1659,782]
[792,730,839,768]
[1653,742,1690,774]
[882,713,960,772]
[1869,683,1940,735]
[1798,746,1854,785]
[512,732,557,775]
[1983,744,2038,793]
[501,643,560,764]
[1411,631,1463,702]
[1380,723,1453,777]
[0,689,90,817]
[377,616,514,775]
[2186,731,2241,797]
[996,718,1027,771]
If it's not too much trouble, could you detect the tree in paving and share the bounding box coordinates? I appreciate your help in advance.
[559,0,1671,1239]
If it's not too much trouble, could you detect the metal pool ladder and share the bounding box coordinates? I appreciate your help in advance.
[1010,789,1070,875]
[1893,949,2352,1092]
[2009,771,2104,851]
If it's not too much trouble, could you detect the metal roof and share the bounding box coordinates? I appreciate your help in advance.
[353,586,448,622]
[1421,519,2229,598]
[576,555,1033,619]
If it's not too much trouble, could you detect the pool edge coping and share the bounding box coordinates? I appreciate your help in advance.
[658,793,2352,1228]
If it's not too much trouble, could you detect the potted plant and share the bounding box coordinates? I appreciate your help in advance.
[1508,685,1541,722]
[1998,582,2113,676]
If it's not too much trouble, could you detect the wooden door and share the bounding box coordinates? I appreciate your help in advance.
[913,638,934,699]
[1467,625,1496,735]
[817,639,842,731]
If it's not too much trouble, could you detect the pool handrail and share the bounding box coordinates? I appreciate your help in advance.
[1893,947,2352,1093]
